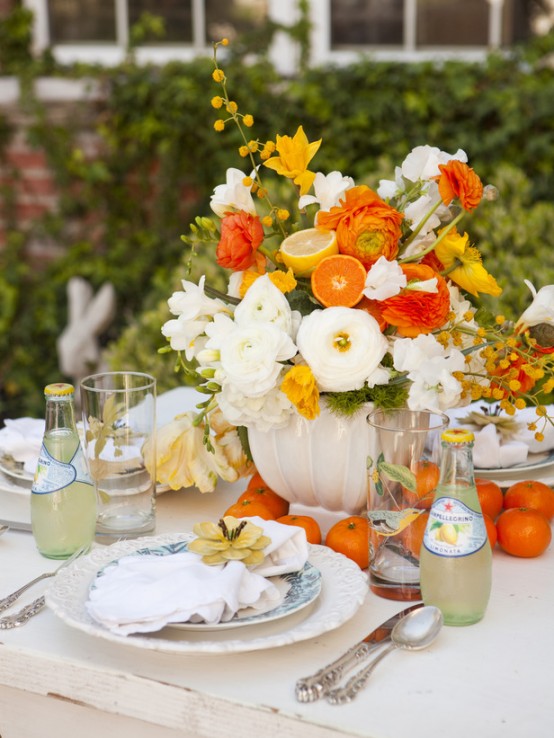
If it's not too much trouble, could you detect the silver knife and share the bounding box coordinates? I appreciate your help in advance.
[295,603,423,703]
[0,519,32,532]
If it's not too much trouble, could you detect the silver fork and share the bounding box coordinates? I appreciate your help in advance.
[0,544,90,619]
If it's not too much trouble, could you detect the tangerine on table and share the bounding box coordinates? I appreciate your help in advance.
[402,461,440,509]
[503,479,554,521]
[483,513,498,549]
[237,485,290,519]
[475,478,504,520]
[325,516,369,569]
[276,515,322,545]
[311,254,367,308]
[223,498,276,521]
[496,507,552,558]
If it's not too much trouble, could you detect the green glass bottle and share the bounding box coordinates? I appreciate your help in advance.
[419,428,492,626]
[31,383,97,559]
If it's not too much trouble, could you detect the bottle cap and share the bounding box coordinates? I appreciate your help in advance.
[441,428,474,444]
[44,383,75,397]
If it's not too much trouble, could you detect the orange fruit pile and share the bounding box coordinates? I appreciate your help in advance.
[496,507,551,558]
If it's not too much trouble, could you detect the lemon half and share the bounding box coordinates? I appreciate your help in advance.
[279,228,338,276]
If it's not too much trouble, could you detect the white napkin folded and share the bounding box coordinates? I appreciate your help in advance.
[86,517,310,635]
[0,418,45,474]
[447,403,554,468]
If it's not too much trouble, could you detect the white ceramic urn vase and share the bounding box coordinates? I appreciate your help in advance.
[247,400,374,516]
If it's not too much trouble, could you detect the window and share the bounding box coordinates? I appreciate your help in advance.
[22,0,554,74]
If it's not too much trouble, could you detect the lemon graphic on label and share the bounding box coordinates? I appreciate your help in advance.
[439,523,458,545]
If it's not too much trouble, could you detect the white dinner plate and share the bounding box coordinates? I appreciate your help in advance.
[46,532,368,654]
[90,538,322,632]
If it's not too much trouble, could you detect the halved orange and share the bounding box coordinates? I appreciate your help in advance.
[311,254,367,308]
[279,228,338,276]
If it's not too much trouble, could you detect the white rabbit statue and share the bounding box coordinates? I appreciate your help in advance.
[56,277,117,393]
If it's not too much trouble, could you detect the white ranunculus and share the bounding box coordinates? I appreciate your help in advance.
[299,170,355,213]
[210,167,257,217]
[515,279,554,332]
[364,257,407,301]
[208,320,296,397]
[217,383,294,431]
[161,318,209,360]
[296,307,388,392]
[401,145,467,183]
[235,275,296,336]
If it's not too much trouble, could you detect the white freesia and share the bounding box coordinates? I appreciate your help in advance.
[205,315,296,397]
[363,257,407,301]
[210,167,257,217]
[161,276,230,360]
[405,277,438,294]
[515,279,554,332]
[235,275,300,337]
[217,383,294,431]
[145,412,243,493]
[404,194,442,235]
[296,307,388,392]
[393,334,465,412]
[377,166,403,200]
[400,145,468,182]
[227,271,245,299]
[298,170,355,212]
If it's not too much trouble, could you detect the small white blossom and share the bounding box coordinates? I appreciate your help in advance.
[515,279,554,332]
[363,257,407,301]
[235,275,297,336]
[296,307,388,392]
[210,167,257,217]
[404,194,442,235]
[299,171,355,213]
[401,145,468,183]
[377,166,403,200]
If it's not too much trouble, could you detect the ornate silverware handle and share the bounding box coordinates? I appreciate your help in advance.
[295,639,387,703]
[0,573,54,614]
[0,595,46,629]
[326,643,395,705]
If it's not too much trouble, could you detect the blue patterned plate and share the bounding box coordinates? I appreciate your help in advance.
[92,539,322,632]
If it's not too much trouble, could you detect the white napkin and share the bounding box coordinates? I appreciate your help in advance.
[447,403,554,468]
[86,518,310,635]
[0,418,45,474]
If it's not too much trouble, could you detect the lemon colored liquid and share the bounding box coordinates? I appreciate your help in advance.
[419,483,492,626]
[31,429,97,559]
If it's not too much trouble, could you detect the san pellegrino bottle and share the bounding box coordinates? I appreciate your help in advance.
[419,428,492,626]
[31,383,97,559]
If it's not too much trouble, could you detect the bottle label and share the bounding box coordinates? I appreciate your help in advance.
[32,443,92,495]
[423,496,487,558]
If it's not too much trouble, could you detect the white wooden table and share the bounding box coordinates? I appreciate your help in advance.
[0,482,553,738]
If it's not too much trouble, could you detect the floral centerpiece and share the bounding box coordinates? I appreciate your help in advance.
[156,39,554,496]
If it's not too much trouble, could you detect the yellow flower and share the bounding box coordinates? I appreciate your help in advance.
[263,125,322,195]
[238,268,297,298]
[212,69,225,83]
[226,100,238,114]
[243,114,254,127]
[281,365,320,420]
[211,96,223,109]
[214,119,225,132]
[277,208,290,221]
[434,228,502,298]
[188,517,271,566]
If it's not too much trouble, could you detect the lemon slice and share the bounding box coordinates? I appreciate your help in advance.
[279,228,338,276]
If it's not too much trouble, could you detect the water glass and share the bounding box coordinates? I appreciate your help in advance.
[367,408,448,601]
[80,371,156,538]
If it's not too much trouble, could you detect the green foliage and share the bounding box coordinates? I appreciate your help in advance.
[2,28,554,418]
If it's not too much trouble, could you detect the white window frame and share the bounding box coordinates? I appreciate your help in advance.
[23,0,509,75]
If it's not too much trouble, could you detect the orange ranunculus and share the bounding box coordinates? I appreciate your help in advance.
[355,296,388,332]
[317,185,403,269]
[489,354,537,395]
[380,263,451,337]
[437,160,483,211]
[216,211,264,271]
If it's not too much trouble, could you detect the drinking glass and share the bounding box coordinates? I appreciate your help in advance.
[80,372,156,538]
[367,408,448,601]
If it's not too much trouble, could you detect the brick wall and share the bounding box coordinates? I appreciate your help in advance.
[0,82,102,262]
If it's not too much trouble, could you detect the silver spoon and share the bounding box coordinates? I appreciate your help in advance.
[0,525,8,536]
[327,605,444,704]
